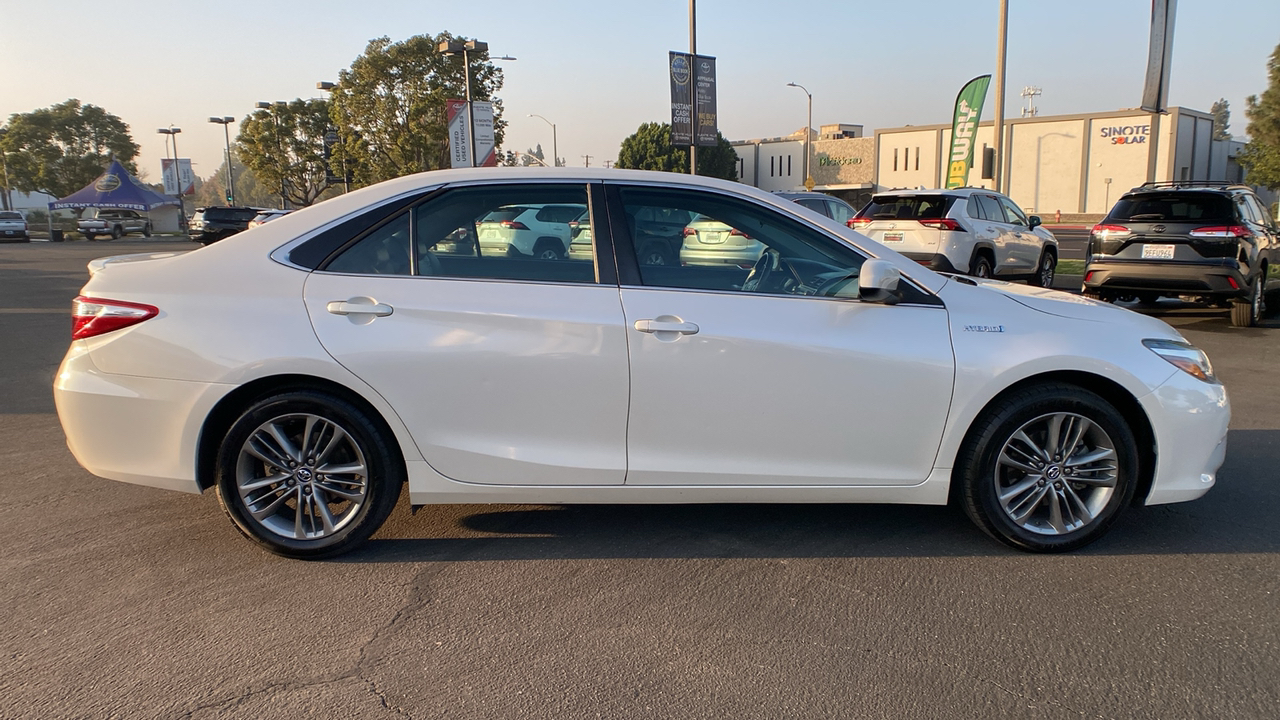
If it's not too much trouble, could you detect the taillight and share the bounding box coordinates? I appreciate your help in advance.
[919,218,964,231]
[1091,224,1131,238]
[1189,225,1249,239]
[729,228,752,239]
[683,227,697,236]
[500,221,529,230]
[71,296,158,340]
[849,217,871,227]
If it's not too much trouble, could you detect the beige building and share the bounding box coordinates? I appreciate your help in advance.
[733,108,1261,218]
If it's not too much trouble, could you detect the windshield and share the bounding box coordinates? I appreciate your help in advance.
[1107,193,1234,223]
[860,195,955,220]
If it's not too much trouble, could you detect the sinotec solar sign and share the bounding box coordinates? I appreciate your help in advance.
[1100,124,1151,145]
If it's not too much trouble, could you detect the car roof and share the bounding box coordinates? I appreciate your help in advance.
[1121,181,1255,197]
[872,187,995,198]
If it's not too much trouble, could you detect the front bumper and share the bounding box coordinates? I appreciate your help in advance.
[1083,259,1249,298]
[1140,367,1230,505]
[54,342,231,494]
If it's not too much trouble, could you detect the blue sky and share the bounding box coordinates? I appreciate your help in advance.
[3,0,1278,184]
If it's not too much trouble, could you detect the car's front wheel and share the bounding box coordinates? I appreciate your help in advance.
[1029,249,1056,287]
[215,391,403,559]
[956,383,1138,552]
[111,226,122,240]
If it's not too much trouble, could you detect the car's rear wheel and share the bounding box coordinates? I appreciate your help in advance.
[111,226,122,240]
[143,223,152,238]
[1029,249,1056,287]
[83,233,96,242]
[215,391,403,559]
[638,242,674,266]
[1230,276,1264,328]
[970,253,994,279]
[956,383,1138,552]
[533,238,564,260]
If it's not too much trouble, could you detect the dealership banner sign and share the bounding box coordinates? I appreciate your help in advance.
[160,158,194,196]
[669,52,718,147]
[471,101,497,167]
[446,99,471,169]
[945,75,991,189]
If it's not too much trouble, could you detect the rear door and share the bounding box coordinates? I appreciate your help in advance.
[304,182,631,486]
[996,196,1042,271]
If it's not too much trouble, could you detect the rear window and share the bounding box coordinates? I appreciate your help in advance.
[480,207,532,223]
[860,195,956,220]
[0,212,21,220]
[203,208,258,222]
[1108,193,1234,223]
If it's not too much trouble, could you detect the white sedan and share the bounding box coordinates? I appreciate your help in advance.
[54,168,1229,558]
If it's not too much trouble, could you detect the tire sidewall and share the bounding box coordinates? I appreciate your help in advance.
[214,391,403,559]
[961,386,1138,552]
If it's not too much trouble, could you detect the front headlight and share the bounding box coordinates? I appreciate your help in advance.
[1143,339,1218,384]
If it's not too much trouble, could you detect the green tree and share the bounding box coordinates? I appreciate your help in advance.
[615,122,738,181]
[236,99,333,208]
[1210,98,1231,141]
[327,33,505,186]
[192,159,292,209]
[0,99,139,199]
[1241,43,1280,189]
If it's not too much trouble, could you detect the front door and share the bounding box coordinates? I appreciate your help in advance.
[610,184,956,487]
[304,182,630,486]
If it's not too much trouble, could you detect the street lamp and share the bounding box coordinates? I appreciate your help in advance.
[208,116,236,206]
[527,114,557,168]
[256,101,288,209]
[157,127,185,223]
[786,83,813,191]
[438,39,515,167]
[316,82,350,193]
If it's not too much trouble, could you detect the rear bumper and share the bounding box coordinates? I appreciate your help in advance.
[900,252,961,274]
[1082,259,1249,297]
[54,342,230,494]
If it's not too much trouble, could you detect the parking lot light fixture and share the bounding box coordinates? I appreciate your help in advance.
[208,116,237,206]
[438,40,513,167]
[528,114,557,168]
[786,83,813,191]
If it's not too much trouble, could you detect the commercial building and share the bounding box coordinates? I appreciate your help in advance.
[733,107,1262,218]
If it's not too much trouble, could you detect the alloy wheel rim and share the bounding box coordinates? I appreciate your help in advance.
[1041,256,1054,285]
[994,412,1118,536]
[235,413,368,540]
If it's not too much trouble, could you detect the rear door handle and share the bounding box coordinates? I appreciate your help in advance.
[634,318,699,335]
[326,298,394,317]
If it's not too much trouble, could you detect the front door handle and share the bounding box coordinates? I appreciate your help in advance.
[634,318,699,335]
[326,298,394,317]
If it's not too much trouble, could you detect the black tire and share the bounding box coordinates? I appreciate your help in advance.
[955,383,1138,553]
[143,223,152,238]
[1028,248,1056,287]
[970,253,994,279]
[1229,276,1263,328]
[214,391,404,559]
[637,241,674,266]
[83,233,96,242]
[111,225,122,240]
[532,238,564,261]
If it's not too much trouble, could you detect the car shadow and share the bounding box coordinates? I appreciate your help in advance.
[337,428,1280,563]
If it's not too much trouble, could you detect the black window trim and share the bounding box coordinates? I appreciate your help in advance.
[603,180,943,307]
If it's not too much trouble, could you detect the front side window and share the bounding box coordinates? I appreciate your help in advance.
[827,200,854,225]
[977,195,1006,225]
[998,196,1028,226]
[619,186,867,299]
[323,184,596,284]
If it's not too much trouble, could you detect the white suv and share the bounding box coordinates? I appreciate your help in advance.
[852,188,1058,286]
[476,203,586,260]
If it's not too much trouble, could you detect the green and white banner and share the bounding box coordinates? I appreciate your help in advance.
[945,75,991,188]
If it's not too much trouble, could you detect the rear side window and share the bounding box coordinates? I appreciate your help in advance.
[827,200,854,225]
[1107,193,1234,223]
[861,195,955,220]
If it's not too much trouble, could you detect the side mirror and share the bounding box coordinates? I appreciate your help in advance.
[1028,215,1042,229]
[858,259,901,305]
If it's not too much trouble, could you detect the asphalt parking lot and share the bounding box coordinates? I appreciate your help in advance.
[2,240,1278,719]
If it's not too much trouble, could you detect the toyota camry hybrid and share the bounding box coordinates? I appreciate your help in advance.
[54,168,1229,558]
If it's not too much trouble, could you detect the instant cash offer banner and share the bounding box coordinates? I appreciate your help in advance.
[945,75,991,188]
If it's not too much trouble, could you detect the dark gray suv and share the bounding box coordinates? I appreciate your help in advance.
[1082,182,1278,327]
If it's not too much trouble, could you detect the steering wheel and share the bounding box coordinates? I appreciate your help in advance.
[741,248,782,293]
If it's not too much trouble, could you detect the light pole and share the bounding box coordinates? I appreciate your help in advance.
[208,116,236,205]
[786,83,813,190]
[157,127,185,225]
[316,82,350,193]
[438,39,514,167]
[0,128,11,212]
[993,0,1009,193]
[528,114,557,168]
[256,101,288,209]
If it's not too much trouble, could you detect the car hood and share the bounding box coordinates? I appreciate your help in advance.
[950,276,1183,338]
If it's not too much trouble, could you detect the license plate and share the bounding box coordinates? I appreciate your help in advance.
[702,231,724,244]
[882,232,904,243]
[1141,244,1175,260]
